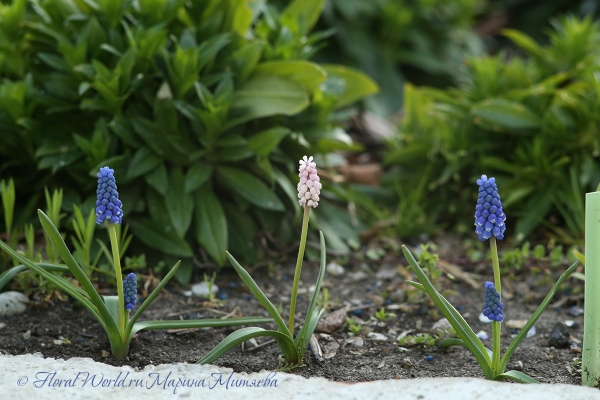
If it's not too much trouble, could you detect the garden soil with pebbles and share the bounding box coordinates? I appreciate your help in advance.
[0,243,584,384]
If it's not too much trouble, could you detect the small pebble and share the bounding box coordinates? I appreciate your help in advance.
[0,291,29,316]
[432,318,453,333]
[479,313,492,324]
[506,319,528,330]
[375,266,397,280]
[101,350,110,357]
[526,326,536,338]
[217,292,227,300]
[565,320,579,328]
[548,322,570,348]
[568,306,584,317]
[366,332,387,341]
[347,337,364,347]
[352,309,363,316]
[229,282,237,288]
[244,338,258,348]
[0,322,6,329]
[476,330,488,340]
[23,330,31,340]
[426,355,433,361]
[190,281,219,298]
[515,361,523,371]
[570,346,582,354]
[365,285,372,292]
[326,263,345,276]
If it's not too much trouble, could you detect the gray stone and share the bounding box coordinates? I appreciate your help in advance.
[326,263,345,276]
[366,332,387,341]
[0,291,29,316]
[432,318,452,333]
[548,322,570,349]
[190,281,219,297]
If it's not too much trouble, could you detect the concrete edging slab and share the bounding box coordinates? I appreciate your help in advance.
[1,353,599,399]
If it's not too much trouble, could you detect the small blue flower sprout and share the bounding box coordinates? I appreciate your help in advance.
[483,281,503,322]
[95,166,123,225]
[474,175,506,241]
[124,273,137,312]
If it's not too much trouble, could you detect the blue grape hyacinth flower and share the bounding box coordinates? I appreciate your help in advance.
[474,175,506,241]
[124,273,137,312]
[483,281,503,322]
[95,166,123,225]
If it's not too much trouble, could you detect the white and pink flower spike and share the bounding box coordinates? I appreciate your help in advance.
[297,155,321,208]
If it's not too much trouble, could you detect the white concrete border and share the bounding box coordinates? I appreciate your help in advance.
[0,353,599,399]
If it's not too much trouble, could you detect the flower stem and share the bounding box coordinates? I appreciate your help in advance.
[108,223,126,336]
[490,237,501,374]
[288,206,311,335]
[490,237,501,293]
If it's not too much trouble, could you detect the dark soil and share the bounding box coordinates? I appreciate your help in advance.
[0,241,585,384]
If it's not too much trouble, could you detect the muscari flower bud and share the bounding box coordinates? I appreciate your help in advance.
[124,273,137,312]
[297,156,321,208]
[95,166,123,225]
[474,175,506,241]
[483,281,503,322]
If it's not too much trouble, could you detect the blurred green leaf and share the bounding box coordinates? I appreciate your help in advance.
[185,162,213,194]
[166,167,194,238]
[471,99,540,130]
[129,218,193,257]
[217,166,285,211]
[194,186,227,265]
[321,65,379,108]
[128,147,162,179]
[230,76,309,123]
[247,127,290,157]
[144,163,169,196]
[281,0,326,35]
[253,61,327,92]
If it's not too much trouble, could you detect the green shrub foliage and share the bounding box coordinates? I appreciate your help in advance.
[309,0,484,117]
[385,16,600,242]
[0,0,377,268]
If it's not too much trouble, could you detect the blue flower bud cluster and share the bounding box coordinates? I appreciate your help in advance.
[95,166,123,225]
[483,281,503,322]
[124,273,137,312]
[474,175,506,241]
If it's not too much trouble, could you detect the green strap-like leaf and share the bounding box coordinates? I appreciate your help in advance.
[495,370,540,384]
[0,240,104,328]
[500,259,579,371]
[130,317,272,337]
[296,232,326,347]
[403,246,494,379]
[126,261,181,333]
[37,210,115,317]
[226,252,292,338]
[0,263,69,291]
[198,327,297,366]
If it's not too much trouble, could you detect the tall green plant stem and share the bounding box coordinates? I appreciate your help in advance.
[583,191,600,386]
[490,237,501,375]
[288,206,311,334]
[108,223,126,336]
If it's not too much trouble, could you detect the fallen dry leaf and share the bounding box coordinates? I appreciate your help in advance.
[316,306,348,333]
